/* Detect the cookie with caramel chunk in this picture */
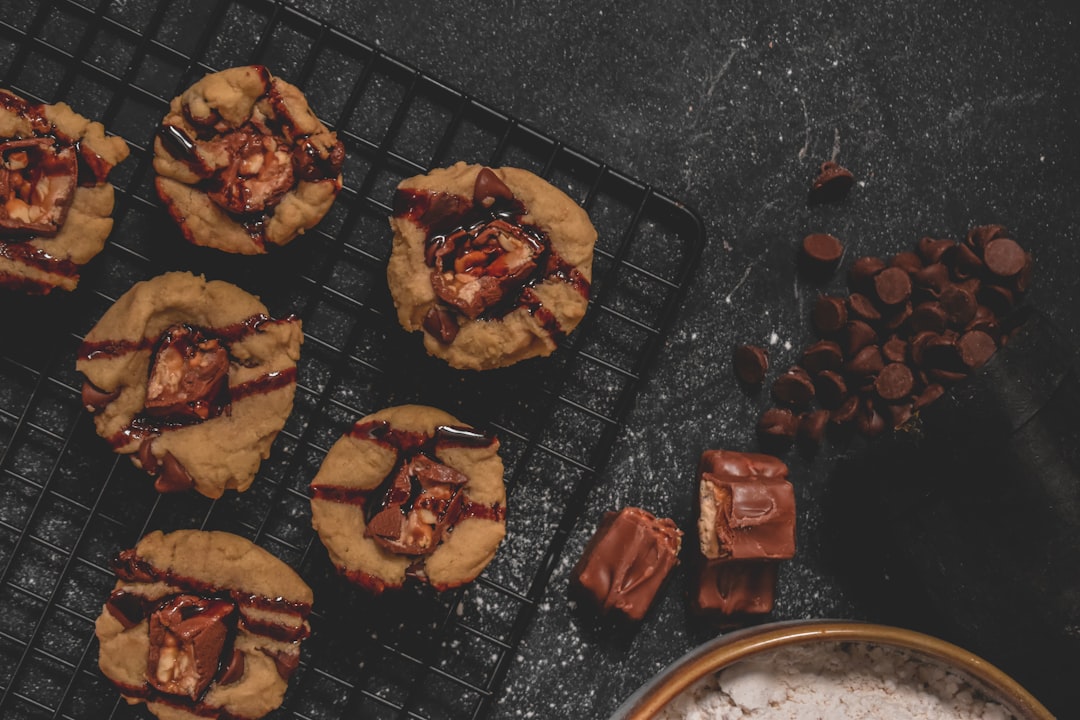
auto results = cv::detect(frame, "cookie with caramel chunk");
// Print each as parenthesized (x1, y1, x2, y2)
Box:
(310, 404, 506, 593)
(153, 65, 344, 254)
(387, 162, 596, 370)
(95, 530, 312, 720)
(0, 88, 129, 293)
(76, 271, 302, 498)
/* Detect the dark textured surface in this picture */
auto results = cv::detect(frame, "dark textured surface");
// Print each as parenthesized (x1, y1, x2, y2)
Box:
(4, 1, 1080, 718)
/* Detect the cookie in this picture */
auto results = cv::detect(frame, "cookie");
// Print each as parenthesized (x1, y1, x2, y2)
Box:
(387, 162, 596, 370)
(153, 65, 344, 254)
(0, 88, 129, 293)
(77, 271, 303, 498)
(310, 404, 506, 593)
(95, 530, 313, 720)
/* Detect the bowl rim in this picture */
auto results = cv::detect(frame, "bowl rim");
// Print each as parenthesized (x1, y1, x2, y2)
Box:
(610, 619, 1055, 720)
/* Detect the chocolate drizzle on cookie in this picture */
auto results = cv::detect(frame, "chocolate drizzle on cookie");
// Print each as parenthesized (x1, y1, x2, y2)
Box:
(393, 167, 591, 346)
(0, 90, 124, 292)
(156, 65, 344, 248)
(311, 418, 506, 586)
(78, 313, 300, 491)
(106, 547, 312, 707)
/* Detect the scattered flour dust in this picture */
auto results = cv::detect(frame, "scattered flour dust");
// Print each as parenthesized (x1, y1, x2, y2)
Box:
(656, 642, 1017, 720)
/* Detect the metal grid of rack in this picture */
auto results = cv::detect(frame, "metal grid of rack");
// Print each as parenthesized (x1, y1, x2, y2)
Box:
(0, 1, 704, 718)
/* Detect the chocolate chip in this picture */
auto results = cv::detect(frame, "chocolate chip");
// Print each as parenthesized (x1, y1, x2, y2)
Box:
(874, 363, 914, 402)
(812, 296, 848, 335)
(808, 161, 855, 204)
(830, 395, 860, 424)
(958, 330, 997, 369)
(890, 251, 923, 274)
(473, 167, 515, 206)
(880, 301, 912, 332)
(219, 649, 245, 685)
(843, 321, 878, 357)
(260, 648, 300, 681)
(983, 237, 1027, 278)
(801, 233, 844, 272)
(81, 380, 119, 413)
(848, 256, 886, 293)
(882, 337, 908, 364)
(771, 368, 816, 408)
(913, 383, 946, 410)
(917, 237, 956, 265)
(922, 335, 965, 372)
(966, 224, 1006, 252)
(966, 305, 1000, 338)
(856, 400, 887, 438)
(154, 452, 195, 493)
(423, 305, 459, 344)
(814, 370, 848, 409)
(887, 402, 914, 428)
(951, 243, 983, 279)
(1014, 253, 1034, 294)
(939, 285, 978, 327)
(757, 408, 798, 442)
(845, 345, 884, 377)
(909, 302, 947, 335)
(797, 409, 830, 445)
(732, 344, 769, 385)
(977, 284, 1014, 317)
(912, 263, 950, 296)
(800, 340, 843, 374)
(847, 293, 881, 323)
(873, 267, 912, 306)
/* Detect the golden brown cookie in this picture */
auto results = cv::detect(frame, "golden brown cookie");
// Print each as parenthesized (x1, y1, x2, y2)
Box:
(153, 65, 344, 254)
(95, 530, 313, 720)
(387, 162, 596, 370)
(0, 88, 129, 293)
(76, 271, 303, 498)
(310, 404, 506, 593)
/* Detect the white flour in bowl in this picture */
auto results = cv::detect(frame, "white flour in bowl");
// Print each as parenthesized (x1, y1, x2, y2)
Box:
(656, 641, 1017, 720)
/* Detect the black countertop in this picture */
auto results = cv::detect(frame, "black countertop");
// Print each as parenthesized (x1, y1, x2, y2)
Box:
(3, 1, 1079, 718)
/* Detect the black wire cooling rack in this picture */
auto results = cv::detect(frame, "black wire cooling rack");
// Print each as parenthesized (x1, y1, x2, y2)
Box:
(0, 1, 704, 718)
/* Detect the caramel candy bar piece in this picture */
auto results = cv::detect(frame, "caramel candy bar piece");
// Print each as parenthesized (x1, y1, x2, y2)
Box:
(364, 454, 468, 555)
(144, 324, 229, 422)
(146, 595, 234, 700)
(694, 559, 778, 615)
(571, 507, 682, 621)
(697, 450, 795, 561)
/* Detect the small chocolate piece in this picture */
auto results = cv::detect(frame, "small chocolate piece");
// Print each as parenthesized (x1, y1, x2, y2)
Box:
(880, 301, 912, 332)
(889, 251, 923, 274)
(983, 237, 1027, 278)
(830, 395, 860, 424)
(842, 320, 878, 357)
(800, 340, 843, 375)
(422, 305, 459, 344)
(797, 409, 830, 446)
(219, 649, 245, 685)
(912, 262, 951, 297)
(105, 590, 147, 630)
(812, 295, 848, 335)
(473, 167, 515, 206)
(0, 138, 78, 236)
(259, 648, 301, 681)
(732, 344, 769, 385)
(939, 285, 978, 327)
(913, 383, 946, 410)
(978, 284, 1014, 317)
(154, 452, 196, 494)
(694, 559, 778, 615)
(757, 408, 798, 442)
(814, 370, 848, 409)
(916, 237, 956, 265)
(951, 242, 983, 279)
(875, 363, 915, 402)
(922, 335, 965, 372)
(856, 400, 887, 438)
(848, 257, 887, 293)
(697, 449, 795, 561)
(872, 267, 912, 306)
(801, 233, 844, 272)
(966, 224, 1007, 251)
(909, 302, 948, 335)
(771, 368, 815, 408)
(571, 507, 682, 622)
(966, 305, 1001, 339)
(881, 337, 908, 364)
(958, 330, 997, 369)
(146, 595, 234, 700)
(82, 380, 119, 413)
(144, 324, 229, 423)
(845, 345, 885, 377)
(847, 293, 881, 323)
(365, 455, 468, 555)
(887, 402, 914, 428)
(807, 160, 855, 204)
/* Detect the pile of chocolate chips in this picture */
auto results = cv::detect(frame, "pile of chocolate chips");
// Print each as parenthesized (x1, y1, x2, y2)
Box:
(736, 224, 1032, 447)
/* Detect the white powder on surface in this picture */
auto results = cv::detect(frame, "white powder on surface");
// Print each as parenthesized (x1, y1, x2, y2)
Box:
(657, 642, 1017, 720)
